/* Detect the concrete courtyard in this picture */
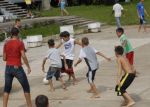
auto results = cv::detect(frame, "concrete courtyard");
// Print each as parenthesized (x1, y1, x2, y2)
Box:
(0, 26, 150, 107)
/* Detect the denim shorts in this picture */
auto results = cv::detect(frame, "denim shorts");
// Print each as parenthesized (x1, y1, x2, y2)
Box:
(4, 65, 30, 93)
(46, 67, 61, 81)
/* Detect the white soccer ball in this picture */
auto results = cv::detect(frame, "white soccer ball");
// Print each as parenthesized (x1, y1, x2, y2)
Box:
(43, 77, 49, 85)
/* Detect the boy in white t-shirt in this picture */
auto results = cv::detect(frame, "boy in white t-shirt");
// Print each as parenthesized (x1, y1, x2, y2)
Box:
(56, 31, 81, 85)
(112, 2, 124, 28)
(42, 39, 67, 92)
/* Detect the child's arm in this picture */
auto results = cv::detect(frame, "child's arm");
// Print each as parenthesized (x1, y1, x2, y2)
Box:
(116, 58, 122, 85)
(121, 40, 127, 48)
(74, 39, 82, 46)
(74, 58, 82, 67)
(42, 58, 47, 73)
(60, 55, 68, 70)
(96, 52, 111, 61)
(144, 9, 150, 17)
(56, 42, 63, 49)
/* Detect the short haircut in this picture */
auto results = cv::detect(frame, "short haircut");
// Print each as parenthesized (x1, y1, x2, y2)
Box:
(116, 27, 124, 34)
(15, 18, 20, 23)
(48, 39, 55, 46)
(35, 95, 49, 107)
(82, 37, 89, 46)
(60, 31, 70, 38)
(11, 27, 19, 36)
(115, 46, 124, 55)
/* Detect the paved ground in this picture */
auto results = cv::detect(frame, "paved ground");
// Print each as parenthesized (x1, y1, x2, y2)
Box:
(0, 26, 150, 107)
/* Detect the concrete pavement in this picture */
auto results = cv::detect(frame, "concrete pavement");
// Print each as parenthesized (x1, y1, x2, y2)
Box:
(0, 26, 150, 107)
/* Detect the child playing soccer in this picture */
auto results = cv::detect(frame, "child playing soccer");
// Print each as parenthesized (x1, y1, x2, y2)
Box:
(74, 37, 111, 98)
(115, 46, 135, 107)
(56, 31, 81, 85)
(116, 28, 136, 74)
(42, 39, 67, 92)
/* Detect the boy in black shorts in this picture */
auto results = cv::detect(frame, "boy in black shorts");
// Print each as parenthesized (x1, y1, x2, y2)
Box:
(115, 46, 135, 107)
(42, 39, 67, 92)
(74, 37, 111, 98)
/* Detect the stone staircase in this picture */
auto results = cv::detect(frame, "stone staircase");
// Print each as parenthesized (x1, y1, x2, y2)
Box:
(55, 16, 98, 28)
(0, 0, 27, 18)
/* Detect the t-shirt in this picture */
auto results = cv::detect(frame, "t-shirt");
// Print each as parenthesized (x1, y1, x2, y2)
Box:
(79, 46, 99, 71)
(45, 48, 62, 68)
(113, 3, 123, 17)
(119, 34, 133, 54)
(62, 38, 75, 60)
(25, 0, 31, 5)
(137, 2, 145, 17)
(4, 39, 25, 66)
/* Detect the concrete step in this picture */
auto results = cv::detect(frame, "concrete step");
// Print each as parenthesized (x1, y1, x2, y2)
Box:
(64, 19, 92, 25)
(9, 9, 27, 13)
(60, 17, 87, 23)
(73, 21, 95, 27)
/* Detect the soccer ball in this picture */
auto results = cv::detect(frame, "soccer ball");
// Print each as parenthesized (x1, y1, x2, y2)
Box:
(43, 77, 49, 85)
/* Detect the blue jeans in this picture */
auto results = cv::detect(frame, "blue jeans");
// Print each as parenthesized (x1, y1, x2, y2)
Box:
(4, 65, 30, 93)
(116, 17, 121, 28)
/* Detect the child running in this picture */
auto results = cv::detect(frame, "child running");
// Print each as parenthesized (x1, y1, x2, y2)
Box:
(116, 28, 136, 75)
(74, 37, 111, 98)
(56, 31, 81, 85)
(42, 39, 67, 92)
(115, 46, 135, 107)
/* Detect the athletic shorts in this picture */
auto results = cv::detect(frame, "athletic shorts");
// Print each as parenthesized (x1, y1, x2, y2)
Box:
(115, 73, 135, 96)
(46, 67, 61, 81)
(26, 4, 31, 11)
(140, 16, 146, 25)
(86, 69, 97, 83)
(4, 65, 30, 93)
(126, 51, 134, 65)
(61, 59, 74, 75)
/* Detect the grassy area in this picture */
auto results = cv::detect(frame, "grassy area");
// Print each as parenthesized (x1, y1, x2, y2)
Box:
(20, 23, 60, 38)
(38, 0, 150, 25)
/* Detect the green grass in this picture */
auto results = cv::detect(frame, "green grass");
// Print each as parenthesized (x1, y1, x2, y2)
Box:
(38, 0, 150, 25)
(20, 23, 60, 38)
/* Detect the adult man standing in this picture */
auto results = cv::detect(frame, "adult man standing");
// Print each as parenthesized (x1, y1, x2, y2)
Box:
(112, 2, 124, 28)
(137, 0, 149, 32)
(3, 28, 32, 107)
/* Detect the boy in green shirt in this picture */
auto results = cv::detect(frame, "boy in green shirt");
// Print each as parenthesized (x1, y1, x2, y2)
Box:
(116, 28, 136, 74)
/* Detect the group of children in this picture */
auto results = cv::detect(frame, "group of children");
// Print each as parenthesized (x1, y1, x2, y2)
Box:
(42, 27, 136, 107)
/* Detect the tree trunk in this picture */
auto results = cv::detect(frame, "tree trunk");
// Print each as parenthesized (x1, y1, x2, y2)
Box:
(42, 0, 51, 10)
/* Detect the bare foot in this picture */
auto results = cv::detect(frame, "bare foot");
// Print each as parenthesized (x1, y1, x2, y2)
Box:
(62, 86, 67, 91)
(49, 88, 55, 92)
(121, 101, 127, 106)
(122, 101, 135, 107)
(91, 93, 100, 99)
(87, 89, 94, 93)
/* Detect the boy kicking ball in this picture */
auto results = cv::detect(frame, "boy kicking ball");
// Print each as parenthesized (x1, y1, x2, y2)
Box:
(74, 37, 111, 98)
(42, 39, 67, 92)
(115, 46, 135, 107)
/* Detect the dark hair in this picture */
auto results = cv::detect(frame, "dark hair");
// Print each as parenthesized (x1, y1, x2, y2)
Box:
(15, 18, 20, 23)
(82, 37, 89, 46)
(48, 39, 55, 46)
(35, 95, 49, 107)
(11, 27, 19, 36)
(116, 27, 124, 34)
(60, 31, 70, 38)
(115, 46, 124, 55)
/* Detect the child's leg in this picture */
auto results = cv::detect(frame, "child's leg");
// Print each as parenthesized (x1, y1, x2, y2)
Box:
(90, 83, 100, 98)
(59, 77, 67, 90)
(122, 92, 135, 107)
(64, 9, 69, 15)
(49, 80, 55, 92)
(71, 74, 78, 85)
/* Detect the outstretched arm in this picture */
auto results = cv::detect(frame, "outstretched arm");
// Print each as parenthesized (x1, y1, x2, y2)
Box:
(74, 58, 82, 67)
(96, 52, 111, 61)
(56, 41, 63, 49)
(74, 39, 82, 46)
